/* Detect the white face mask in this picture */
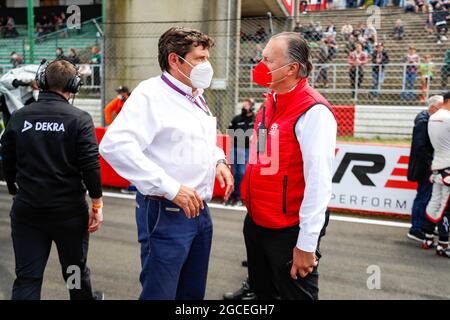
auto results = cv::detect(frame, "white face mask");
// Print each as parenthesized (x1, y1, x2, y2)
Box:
(33, 90, 39, 101)
(178, 55, 214, 89)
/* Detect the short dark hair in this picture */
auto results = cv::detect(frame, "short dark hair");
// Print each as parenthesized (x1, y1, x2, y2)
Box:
(242, 98, 254, 106)
(444, 92, 450, 103)
(46, 60, 77, 92)
(158, 27, 214, 72)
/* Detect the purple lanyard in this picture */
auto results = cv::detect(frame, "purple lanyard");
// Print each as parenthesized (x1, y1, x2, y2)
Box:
(161, 74, 211, 116)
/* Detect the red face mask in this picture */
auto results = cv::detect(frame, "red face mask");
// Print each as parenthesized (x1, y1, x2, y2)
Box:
(252, 61, 272, 88)
(252, 61, 292, 88)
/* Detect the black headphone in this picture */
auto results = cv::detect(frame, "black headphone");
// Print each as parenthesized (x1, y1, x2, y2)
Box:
(35, 59, 83, 94)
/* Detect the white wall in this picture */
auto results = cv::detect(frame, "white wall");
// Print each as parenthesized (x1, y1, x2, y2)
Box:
(74, 98, 102, 126)
(354, 105, 426, 139)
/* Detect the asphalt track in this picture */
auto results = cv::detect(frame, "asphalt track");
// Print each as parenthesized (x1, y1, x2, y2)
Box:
(0, 185, 449, 300)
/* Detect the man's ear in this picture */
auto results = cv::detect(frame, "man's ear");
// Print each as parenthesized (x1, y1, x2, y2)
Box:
(167, 52, 180, 71)
(290, 62, 300, 77)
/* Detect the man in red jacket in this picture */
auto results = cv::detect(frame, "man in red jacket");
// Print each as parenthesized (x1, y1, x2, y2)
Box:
(240, 32, 337, 300)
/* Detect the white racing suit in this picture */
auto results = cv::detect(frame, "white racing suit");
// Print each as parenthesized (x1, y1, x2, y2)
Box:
(423, 168, 450, 242)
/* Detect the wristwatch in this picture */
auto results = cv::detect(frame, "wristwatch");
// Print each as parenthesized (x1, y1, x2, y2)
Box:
(216, 159, 228, 167)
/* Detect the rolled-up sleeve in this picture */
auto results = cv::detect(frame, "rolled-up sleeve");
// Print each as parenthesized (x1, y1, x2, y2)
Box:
(295, 104, 337, 253)
(99, 84, 181, 200)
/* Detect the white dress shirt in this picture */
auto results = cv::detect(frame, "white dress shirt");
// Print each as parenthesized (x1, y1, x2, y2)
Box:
(99, 71, 225, 202)
(295, 104, 337, 253)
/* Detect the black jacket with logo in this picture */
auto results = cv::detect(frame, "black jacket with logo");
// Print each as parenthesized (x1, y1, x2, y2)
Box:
(407, 110, 434, 182)
(228, 109, 255, 150)
(0, 91, 102, 210)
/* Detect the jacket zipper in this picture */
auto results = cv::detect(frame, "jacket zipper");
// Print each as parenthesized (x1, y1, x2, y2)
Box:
(282, 175, 288, 214)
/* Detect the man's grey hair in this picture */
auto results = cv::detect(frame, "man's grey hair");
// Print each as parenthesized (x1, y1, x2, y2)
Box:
(428, 95, 443, 107)
(271, 32, 312, 78)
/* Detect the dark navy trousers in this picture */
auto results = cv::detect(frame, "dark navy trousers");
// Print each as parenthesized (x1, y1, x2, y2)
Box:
(135, 192, 213, 300)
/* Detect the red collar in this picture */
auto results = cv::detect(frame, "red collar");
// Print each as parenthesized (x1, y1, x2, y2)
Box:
(268, 78, 309, 104)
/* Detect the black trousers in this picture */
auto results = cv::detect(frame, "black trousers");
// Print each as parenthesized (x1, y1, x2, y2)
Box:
(10, 200, 94, 300)
(243, 211, 329, 300)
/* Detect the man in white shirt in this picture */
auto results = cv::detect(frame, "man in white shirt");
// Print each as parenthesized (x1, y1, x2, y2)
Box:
(99, 27, 234, 299)
(423, 92, 450, 258)
(240, 32, 336, 300)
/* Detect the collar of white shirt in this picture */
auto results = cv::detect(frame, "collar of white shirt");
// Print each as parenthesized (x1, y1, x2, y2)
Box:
(162, 71, 204, 98)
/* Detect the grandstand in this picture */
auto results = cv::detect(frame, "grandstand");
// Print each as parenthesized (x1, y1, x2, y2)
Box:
(0, 18, 100, 70)
(239, 6, 449, 106)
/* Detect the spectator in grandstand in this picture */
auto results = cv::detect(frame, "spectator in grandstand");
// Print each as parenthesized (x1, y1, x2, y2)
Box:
(10, 51, 23, 69)
(363, 23, 377, 52)
(401, 47, 420, 100)
(407, 95, 443, 242)
(345, 34, 357, 54)
(317, 0, 324, 10)
(240, 30, 250, 42)
(352, 23, 364, 39)
(325, 24, 337, 38)
(316, 39, 331, 88)
(359, 36, 372, 55)
(300, 0, 309, 14)
(425, 16, 435, 37)
(255, 25, 268, 43)
(89, 46, 102, 86)
(67, 48, 81, 65)
(89, 46, 102, 64)
(429, 0, 441, 10)
(55, 47, 67, 61)
(370, 43, 389, 99)
(416, 0, 428, 12)
(4, 16, 18, 38)
(313, 22, 324, 41)
(326, 35, 338, 57)
(443, 0, 450, 9)
(432, 3, 449, 44)
(34, 23, 44, 38)
(404, 0, 418, 12)
(302, 23, 314, 41)
(347, 0, 357, 8)
(226, 98, 255, 207)
(348, 43, 368, 99)
(374, 0, 388, 7)
(419, 54, 435, 103)
(341, 23, 353, 41)
(39, 15, 52, 34)
(422, 92, 450, 258)
(393, 19, 405, 40)
(54, 12, 67, 37)
(293, 22, 303, 34)
(104, 86, 130, 126)
(250, 44, 263, 64)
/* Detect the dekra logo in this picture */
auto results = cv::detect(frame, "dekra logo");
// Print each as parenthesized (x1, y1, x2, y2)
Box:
(22, 120, 65, 133)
